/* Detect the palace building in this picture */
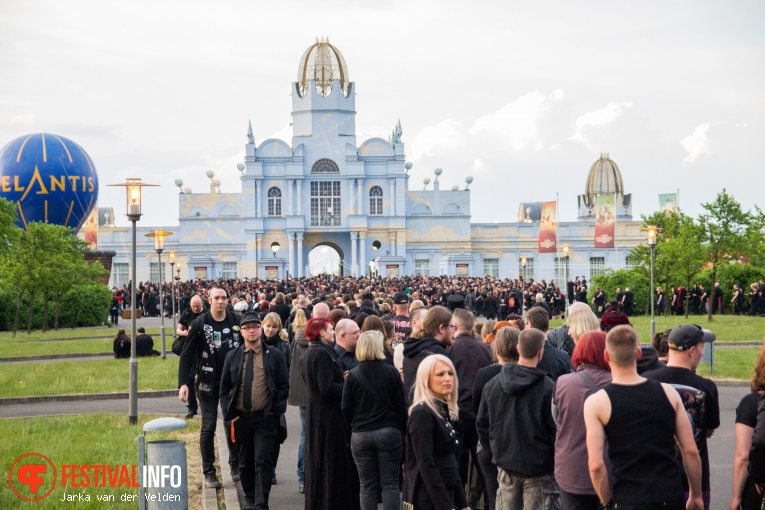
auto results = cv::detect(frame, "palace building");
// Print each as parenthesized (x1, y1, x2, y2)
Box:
(98, 38, 644, 287)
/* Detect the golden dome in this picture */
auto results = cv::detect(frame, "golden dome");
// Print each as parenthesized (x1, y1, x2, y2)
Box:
(583, 153, 624, 207)
(297, 37, 350, 98)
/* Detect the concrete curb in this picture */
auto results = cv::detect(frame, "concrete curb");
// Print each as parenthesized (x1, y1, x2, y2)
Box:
(216, 418, 243, 510)
(711, 379, 750, 387)
(0, 389, 178, 406)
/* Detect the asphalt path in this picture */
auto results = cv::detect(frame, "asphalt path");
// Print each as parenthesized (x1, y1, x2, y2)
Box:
(1, 385, 746, 509)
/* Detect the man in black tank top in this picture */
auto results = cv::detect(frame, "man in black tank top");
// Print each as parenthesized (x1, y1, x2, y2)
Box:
(583, 325, 704, 510)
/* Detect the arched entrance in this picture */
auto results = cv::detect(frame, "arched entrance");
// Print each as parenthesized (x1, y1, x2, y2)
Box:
(308, 242, 344, 276)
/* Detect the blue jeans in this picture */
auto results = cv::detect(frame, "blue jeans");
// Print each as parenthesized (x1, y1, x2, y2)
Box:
(350, 427, 403, 510)
(297, 406, 306, 484)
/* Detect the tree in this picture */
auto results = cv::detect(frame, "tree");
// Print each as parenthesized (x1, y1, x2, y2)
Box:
(661, 215, 706, 318)
(699, 189, 752, 319)
(0, 197, 21, 262)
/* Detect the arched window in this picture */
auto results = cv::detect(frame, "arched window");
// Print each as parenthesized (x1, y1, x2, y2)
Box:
(268, 187, 282, 216)
(311, 158, 340, 173)
(369, 186, 383, 215)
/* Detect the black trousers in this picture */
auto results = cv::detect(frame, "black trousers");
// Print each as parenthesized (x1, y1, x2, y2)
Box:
(476, 446, 497, 510)
(559, 488, 599, 510)
(197, 387, 237, 476)
(234, 411, 277, 509)
(458, 419, 485, 507)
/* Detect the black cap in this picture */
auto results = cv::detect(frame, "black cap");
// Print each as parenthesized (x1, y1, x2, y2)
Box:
(667, 324, 716, 351)
(240, 312, 262, 327)
(393, 292, 410, 305)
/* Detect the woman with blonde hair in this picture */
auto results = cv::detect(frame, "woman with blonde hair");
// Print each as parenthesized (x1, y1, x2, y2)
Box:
(342, 331, 407, 510)
(729, 345, 765, 510)
(288, 308, 309, 492)
(261, 312, 291, 483)
(403, 354, 469, 510)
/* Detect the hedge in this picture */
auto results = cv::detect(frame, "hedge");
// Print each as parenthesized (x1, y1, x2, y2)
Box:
(0, 284, 111, 331)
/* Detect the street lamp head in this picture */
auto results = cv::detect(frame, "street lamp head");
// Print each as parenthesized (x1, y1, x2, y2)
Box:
(271, 242, 281, 255)
(562, 244, 570, 257)
(647, 225, 658, 247)
(145, 230, 173, 253)
(521, 256, 527, 267)
(108, 178, 159, 221)
(169, 251, 175, 261)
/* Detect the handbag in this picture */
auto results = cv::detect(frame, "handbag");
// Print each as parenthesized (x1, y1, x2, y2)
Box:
(171, 337, 184, 356)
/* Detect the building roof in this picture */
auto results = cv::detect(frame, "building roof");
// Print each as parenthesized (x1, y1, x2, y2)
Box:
(296, 37, 350, 98)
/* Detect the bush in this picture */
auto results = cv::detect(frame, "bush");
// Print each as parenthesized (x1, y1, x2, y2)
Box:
(0, 284, 111, 331)
(698, 264, 765, 301)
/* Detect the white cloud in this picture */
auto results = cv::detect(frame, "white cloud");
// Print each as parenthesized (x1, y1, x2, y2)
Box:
(468, 89, 564, 150)
(409, 118, 464, 160)
(681, 123, 711, 165)
(572, 101, 633, 142)
(257, 124, 293, 145)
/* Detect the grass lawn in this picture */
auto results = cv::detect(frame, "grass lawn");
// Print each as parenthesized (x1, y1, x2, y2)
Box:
(0, 357, 179, 398)
(0, 329, 167, 359)
(0, 414, 202, 510)
(0, 327, 163, 342)
(697, 347, 760, 381)
(547, 314, 765, 343)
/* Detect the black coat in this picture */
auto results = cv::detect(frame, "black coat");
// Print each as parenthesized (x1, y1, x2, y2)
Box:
(219, 341, 289, 421)
(403, 401, 468, 510)
(402, 336, 448, 404)
(447, 333, 493, 420)
(303, 341, 355, 510)
(536, 340, 574, 382)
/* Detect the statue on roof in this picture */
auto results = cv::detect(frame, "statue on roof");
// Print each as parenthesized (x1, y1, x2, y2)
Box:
(247, 120, 254, 145)
(391, 119, 403, 145)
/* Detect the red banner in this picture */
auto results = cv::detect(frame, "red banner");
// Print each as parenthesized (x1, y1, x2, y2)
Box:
(594, 195, 615, 248)
(538, 201, 557, 253)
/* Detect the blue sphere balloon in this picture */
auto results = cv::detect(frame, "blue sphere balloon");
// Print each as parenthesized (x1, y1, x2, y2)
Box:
(0, 133, 99, 232)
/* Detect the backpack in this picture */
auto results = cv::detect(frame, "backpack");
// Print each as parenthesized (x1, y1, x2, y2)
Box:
(171, 336, 184, 356)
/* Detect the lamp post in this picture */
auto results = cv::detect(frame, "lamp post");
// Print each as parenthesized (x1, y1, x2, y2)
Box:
(647, 225, 658, 338)
(521, 256, 527, 321)
(271, 242, 281, 279)
(145, 230, 173, 360)
(562, 244, 570, 319)
(169, 252, 177, 337)
(108, 178, 158, 424)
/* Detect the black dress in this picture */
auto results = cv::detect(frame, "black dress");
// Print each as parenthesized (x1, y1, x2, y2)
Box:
(404, 400, 467, 510)
(303, 340, 355, 510)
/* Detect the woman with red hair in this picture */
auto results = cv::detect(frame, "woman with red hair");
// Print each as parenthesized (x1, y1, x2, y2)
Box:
(302, 317, 356, 509)
(553, 331, 614, 509)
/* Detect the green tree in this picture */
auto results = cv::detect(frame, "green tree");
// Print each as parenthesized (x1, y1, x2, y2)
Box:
(0, 197, 21, 261)
(661, 215, 706, 318)
(699, 189, 752, 319)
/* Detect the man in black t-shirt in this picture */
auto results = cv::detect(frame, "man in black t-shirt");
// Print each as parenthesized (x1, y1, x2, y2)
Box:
(644, 324, 719, 508)
(390, 292, 411, 349)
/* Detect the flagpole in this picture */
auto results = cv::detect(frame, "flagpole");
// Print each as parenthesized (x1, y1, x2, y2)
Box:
(556, 192, 560, 283)
(677, 188, 680, 211)
(614, 192, 618, 270)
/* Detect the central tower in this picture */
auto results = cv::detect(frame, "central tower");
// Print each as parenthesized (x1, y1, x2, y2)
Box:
(292, 37, 356, 155)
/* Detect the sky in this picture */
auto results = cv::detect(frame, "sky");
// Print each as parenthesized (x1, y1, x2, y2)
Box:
(1, 0, 763, 227)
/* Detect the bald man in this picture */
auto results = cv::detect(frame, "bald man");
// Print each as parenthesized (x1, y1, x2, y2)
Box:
(335, 319, 360, 371)
(313, 302, 330, 319)
(177, 295, 206, 419)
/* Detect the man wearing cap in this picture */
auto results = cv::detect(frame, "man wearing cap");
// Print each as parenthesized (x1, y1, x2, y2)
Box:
(644, 324, 719, 509)
(220, 312, 289, 510)
(391, 292, 411, 349)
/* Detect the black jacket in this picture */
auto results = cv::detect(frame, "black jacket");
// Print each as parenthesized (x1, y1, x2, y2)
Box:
(402, 336, 448, 403)
(536, 339, 574, 382)
(476, 363, 556, 477)
(219, 342, 289, 421)
(447, 333, 493, 420)
(547, 326, 576, 357)
(749, 393, 765, 483)
(404, 401, 468, 510)
(341, 360, 408, 434)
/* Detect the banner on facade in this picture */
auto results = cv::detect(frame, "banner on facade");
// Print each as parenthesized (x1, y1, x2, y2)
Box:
(77, 205, 98, 249)
(659, 193, 678, 216)
(386, 265, 400, 277)
(538, 201, 557, 253)
(194, 266, 207, 279)
(265, 266, 278, 279)
(456, 263, 469, 276)
(594, 195, 615, 248)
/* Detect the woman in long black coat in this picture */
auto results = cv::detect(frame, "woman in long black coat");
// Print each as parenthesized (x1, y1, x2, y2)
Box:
(302, 317, 356, 510)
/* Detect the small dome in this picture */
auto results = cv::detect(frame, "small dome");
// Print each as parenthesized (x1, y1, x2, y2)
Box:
(297, 37, 350, 98)
(583, 153, 624, 207)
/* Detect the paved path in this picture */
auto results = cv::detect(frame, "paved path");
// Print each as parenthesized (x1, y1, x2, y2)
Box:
(1, 385, 747, 509)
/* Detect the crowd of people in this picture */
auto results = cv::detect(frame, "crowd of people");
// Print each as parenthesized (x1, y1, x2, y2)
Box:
(143, 273, 765, 510)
